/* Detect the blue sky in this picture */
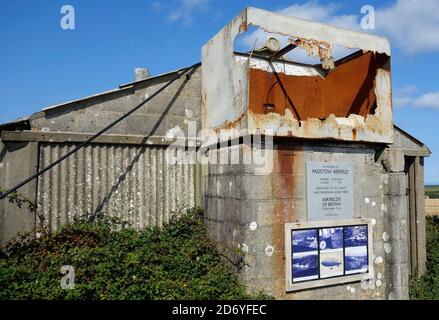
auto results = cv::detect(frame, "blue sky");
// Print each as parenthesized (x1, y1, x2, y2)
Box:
(1, 0, 438, 183)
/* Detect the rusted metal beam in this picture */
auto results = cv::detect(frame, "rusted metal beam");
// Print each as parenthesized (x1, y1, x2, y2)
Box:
(269, 43, 297, 62)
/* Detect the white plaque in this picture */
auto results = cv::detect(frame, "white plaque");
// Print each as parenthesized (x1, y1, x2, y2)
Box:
(306, 161, 354, 221)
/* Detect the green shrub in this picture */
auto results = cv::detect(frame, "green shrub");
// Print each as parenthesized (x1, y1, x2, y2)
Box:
(0, 208, 269, 300)
(410, 216, 439, 300)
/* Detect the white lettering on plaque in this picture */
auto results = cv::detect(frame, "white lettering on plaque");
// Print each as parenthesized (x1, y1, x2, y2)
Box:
(307, 161, 354, 221)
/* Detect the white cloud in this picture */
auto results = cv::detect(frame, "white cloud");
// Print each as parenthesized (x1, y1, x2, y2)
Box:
(393, 85, 417, 108)
(413, 92, 439, 109)
(167, 0, 210, 26)
(393, 86, 439, 109)
(376, 0, 439, 54)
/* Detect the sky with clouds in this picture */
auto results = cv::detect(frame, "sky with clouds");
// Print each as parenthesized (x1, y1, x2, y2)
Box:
(0, 0, 438, 183)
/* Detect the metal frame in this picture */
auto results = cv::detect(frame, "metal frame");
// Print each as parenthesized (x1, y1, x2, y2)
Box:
(284, 218, 374, 292)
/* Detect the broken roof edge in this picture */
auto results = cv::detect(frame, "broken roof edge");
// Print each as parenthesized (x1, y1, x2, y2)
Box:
(242, 7, 391, 55)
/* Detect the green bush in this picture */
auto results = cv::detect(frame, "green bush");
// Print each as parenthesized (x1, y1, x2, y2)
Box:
(410, 216, 439, 300)
(0, 208, 269, 300)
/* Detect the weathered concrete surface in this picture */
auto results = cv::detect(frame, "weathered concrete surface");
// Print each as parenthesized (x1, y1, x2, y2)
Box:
(0, 140, 38, 247)
(202, 7, 393, 143)
(204, 140, 410, 299)
(30, 67, 202, 138)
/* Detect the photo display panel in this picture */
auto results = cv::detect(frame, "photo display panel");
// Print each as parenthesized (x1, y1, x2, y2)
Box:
(291, 224, 369, 283)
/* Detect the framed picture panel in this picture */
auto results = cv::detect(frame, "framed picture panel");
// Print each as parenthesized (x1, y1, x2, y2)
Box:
(285, 219, 374, 292)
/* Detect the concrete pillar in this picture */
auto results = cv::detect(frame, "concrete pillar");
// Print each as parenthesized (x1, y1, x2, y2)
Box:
(383, 149, 410, 300)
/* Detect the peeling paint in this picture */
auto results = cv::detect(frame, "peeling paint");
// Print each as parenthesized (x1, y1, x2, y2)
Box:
(293, 38, 335, 70)
(202, 7, 393, 143)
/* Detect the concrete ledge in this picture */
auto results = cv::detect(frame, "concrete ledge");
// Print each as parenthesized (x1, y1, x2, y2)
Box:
(1, 130, 200, 147)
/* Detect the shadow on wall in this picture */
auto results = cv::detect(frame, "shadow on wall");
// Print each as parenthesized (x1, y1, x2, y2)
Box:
(89, 66, 200, 220)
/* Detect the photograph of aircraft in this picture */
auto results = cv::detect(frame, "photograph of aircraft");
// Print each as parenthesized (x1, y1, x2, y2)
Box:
(292, 251, 319, 282)
(292, 229, 318, 253)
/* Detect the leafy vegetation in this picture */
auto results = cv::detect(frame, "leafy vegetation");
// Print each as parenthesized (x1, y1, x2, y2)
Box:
(0, 188, 37, 213)
(0, 208, 268, 300)
(425, 185, 439, 199)
(410, 216, 439, 299)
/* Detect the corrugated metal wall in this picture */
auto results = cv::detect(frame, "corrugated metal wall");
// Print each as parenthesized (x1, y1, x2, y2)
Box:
(37, 143, 197, 231)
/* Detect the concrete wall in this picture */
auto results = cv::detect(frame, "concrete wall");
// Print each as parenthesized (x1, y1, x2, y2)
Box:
(29, 68, 201, 138)
(204, 140, 410, 299)
(0, 140, 38, 246)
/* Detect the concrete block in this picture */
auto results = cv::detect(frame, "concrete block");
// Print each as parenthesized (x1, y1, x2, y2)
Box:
(238, 199, 275, 226)
(224, 198, 240, 224)
(388, 240, 409, 264)
(385, 149, 405, 172)
(274, 198, 306, 223)
(272, 174, 306, 199)
(388, 263, 409, 290)
(271, 149, 302, 175)
(371, 218, 385, 243)
(240, 174, 272, 200)
(385, 172, 406, 196)
(250, 251, 283, 280)
(204, 196, 217, 220)
(32, 112, 76, 133)
(390, 219, 409, 242)
(206, 174, 216, 197)
(242, 224, 284, 255)
(388, 196, 408, 221)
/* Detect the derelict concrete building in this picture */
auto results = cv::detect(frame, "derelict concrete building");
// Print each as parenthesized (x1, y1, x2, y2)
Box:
(0, 8, 431, 299)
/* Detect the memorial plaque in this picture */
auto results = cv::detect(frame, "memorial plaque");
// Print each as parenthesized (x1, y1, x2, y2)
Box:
(307, 161, 354, 221)
(285, 219, 373, 292)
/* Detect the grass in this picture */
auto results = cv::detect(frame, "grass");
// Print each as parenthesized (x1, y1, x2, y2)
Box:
(410, 216, 439, 299)
(425, 185, 439, 199)
(0, 208, 269, 300)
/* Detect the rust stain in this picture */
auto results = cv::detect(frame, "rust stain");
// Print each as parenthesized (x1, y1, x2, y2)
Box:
(239, 21, 247, 33)
(294, 38, 334, 70)
(271, 146, 302, 298)
(248, 51, 389, 121)
(352, 128, 357, 140)
(216, 112, 246, 132)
